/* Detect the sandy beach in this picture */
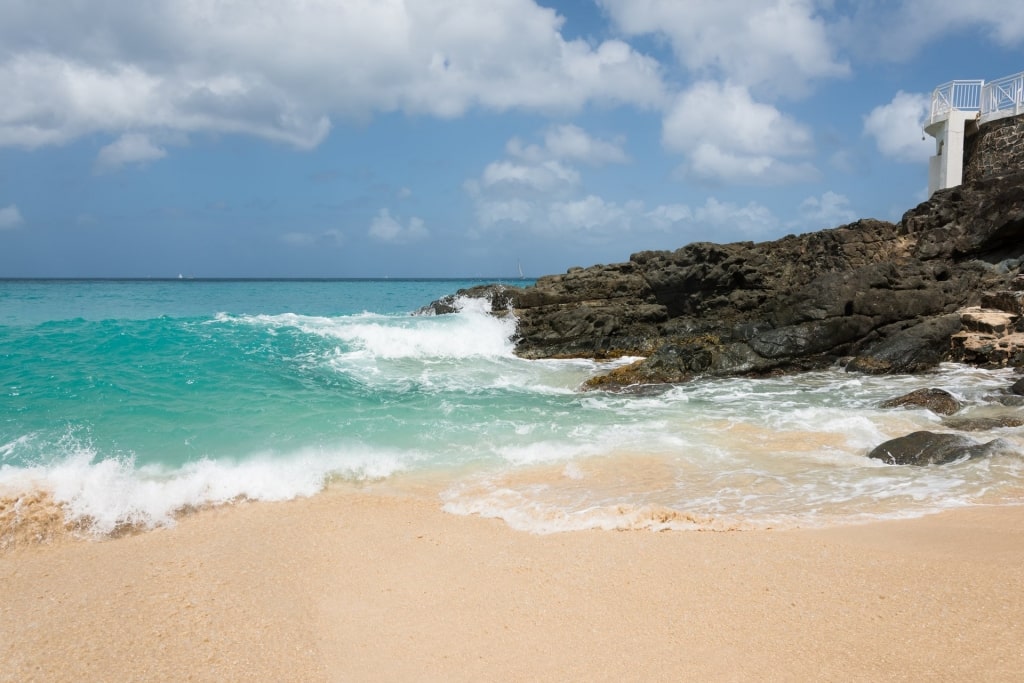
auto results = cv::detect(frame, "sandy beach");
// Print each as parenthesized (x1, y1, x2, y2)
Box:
(2, 489, 1023, 682)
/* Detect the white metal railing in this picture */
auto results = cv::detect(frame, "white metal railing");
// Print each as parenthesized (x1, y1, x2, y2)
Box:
(981, 71, 1024, 122)
(929, 79, 984, 125)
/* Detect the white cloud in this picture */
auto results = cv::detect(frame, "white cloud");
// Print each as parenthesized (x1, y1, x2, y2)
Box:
(368, 209, 428, 244)
(645, 204, 693, 231)
(506, 124, 628, 167)
(0, 1, 666, 150)
(474, 198, 533, 228)
(0, 204, 23, 230)
(541, 125, 628, 166)
(663, 81, 817, 184)
(863, 91, 933, 163)
(467, 126, 623, 235)
(842, 2, 1024, 61)
(798, 191, 857, 227)
(599, 0, 848, 96)
(480, 160, 580, 193)
(693, 197, 778, 237)
(95, 133, 167, 172)
(547, 195, 631, 233)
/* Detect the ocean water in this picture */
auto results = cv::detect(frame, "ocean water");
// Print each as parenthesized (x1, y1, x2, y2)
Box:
(2, 278, 1023, 538)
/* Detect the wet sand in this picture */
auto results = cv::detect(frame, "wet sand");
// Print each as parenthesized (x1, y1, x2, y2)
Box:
(2, 492, 1023, 682)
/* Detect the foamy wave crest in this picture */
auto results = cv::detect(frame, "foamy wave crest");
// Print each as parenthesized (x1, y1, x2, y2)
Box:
(220, 296, 518, 361)
(0, 445, 413, 537)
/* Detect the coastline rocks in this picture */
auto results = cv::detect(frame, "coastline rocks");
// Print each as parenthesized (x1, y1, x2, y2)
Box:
(844, 315, 963, 374)
(867, 431, 999, 466)
(943, 414, 1024, 431)
(879, 388, 962, 416)
(425, 168, 1024, 387)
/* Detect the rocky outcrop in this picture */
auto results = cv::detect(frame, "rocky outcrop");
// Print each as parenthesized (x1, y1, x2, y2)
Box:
(425, 170, 1024, 387)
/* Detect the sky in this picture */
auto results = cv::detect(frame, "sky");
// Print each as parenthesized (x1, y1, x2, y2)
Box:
(1, 1, 1023, 278)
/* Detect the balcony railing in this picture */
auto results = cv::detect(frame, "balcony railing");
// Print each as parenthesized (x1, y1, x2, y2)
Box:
(981, 71, 1024, 122)
(928, 72, 1024, 126)
(929, 80, 983, 125)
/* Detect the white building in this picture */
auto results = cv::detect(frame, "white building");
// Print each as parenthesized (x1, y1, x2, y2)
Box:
(925, 72, 1024, 197)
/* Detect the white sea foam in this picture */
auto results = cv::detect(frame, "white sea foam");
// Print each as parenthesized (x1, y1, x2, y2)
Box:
(0, 442, 415, 535)
(220, 296, 518, 361)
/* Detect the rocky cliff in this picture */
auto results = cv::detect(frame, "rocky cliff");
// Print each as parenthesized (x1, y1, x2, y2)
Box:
(426, 169, 1024, 389)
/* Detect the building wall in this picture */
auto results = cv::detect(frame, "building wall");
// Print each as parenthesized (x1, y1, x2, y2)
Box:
(963, 114, 1024, 183)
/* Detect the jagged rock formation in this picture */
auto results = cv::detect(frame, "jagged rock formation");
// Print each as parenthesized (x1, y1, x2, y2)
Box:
(426, 170, 1024, 388)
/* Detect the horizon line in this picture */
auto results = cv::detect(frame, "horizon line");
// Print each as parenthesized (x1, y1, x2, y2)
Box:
(0, 276, 537, 282)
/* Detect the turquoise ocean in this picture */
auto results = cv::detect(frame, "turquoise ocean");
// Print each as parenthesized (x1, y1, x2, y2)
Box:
(2, 279, 1023, 537)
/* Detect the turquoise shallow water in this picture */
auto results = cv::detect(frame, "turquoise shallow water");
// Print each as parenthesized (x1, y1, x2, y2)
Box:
(2, 279, 1024, 535)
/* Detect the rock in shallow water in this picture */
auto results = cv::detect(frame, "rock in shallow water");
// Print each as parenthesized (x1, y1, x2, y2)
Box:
(879, 388, 962, 415)
(867, 431, 999, 466)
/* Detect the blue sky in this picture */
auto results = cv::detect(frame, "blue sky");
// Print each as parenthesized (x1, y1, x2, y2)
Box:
(1, 0, 1022, 278)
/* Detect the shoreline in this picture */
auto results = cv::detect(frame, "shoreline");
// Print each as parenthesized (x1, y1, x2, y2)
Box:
(3, 490, 1023, 681)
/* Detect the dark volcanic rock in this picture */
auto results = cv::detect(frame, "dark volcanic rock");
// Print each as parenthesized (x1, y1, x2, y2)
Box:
(943, 414, 1024, 431)
(867, 431, 998, 466)
(422, 159, 1024, 385)
(418, 284, 517, 315)
(845, 315, 963, 374)
(1012, 377, 1024, 395)
(879, 388, 962, 415)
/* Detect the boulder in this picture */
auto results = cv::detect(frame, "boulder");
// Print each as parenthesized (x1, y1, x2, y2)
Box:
(879, 388, 962, 415)
(867, 431, 998, 466)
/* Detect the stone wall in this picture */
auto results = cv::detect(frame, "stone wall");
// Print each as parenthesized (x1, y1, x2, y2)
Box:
(964, 114, 1024, 182)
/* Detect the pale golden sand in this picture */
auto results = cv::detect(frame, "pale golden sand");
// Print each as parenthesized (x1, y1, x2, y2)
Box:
(2, 491, 1023, 682)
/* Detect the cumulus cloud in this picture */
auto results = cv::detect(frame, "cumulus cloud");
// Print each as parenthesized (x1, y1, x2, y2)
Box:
(798, 191, 857, 227)
(368, 209, 428, 244)
(468, 125, 627, 234)
(0, 1, 666, 151)
(0, 204, 23, 230)
(546, 196, 642, 233)
(473, 198, 533, 228)
(645, 204, 693, 231)
(540, 125, 629, 166)
(465, 119, 781, 239)
(599, 0, 848, 96)
(95, 133, 167, 172)
(479, 160, 581, 194)
(840, 1, 1024, 61)
(863, 91, 934, 163)
(664, 81, 818, 184)
(505, 124, 629, 167)
(693, 197, 778, 237)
